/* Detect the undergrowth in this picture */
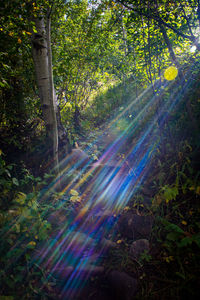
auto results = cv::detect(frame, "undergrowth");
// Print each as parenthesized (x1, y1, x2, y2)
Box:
(0, 68, 199, 299)
(103, 74, 200, 299)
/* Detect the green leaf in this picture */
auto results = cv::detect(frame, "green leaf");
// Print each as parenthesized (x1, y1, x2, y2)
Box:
(15, 192, 26, 205)
(70, 195, 81, 202)
(5, 169, 11, 177)
(178, 237, 192, 247)
(27, 241, 36, 249)
(163, 186, 178, 203)
(166, 232, 181, 241)
(12, 178, 19, 186)
(35, 177, 42, 182)
(44, 173, 54, 179)
(165, 223, 184, 234)
(70, 189, 79, 196)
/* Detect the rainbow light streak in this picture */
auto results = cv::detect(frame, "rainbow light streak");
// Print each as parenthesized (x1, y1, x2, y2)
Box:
(1, 66, 196, 299)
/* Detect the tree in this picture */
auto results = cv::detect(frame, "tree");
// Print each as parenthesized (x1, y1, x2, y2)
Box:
(0, 0, 40, 162)
(31, 1, 71, 173)
(117, 0, 200, 51)
(32, 13, 59, 169)
(53, 0, 128, 134)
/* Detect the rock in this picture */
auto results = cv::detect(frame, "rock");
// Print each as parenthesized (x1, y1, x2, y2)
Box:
(118, 212, 153, 240)
(130, 239, 150, 260)
(107, 271, 138, 300)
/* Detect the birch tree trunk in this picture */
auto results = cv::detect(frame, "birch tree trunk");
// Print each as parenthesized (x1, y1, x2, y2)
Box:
(32, 15, 59, 171)
(32, 17, 52, 135)
(32, 11, 71, 173)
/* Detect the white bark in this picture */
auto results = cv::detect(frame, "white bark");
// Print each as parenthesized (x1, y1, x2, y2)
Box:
(32, 15, 59, 170)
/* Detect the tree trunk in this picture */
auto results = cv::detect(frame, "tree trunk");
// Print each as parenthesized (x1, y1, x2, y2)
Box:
(47, 10, 59, 171)
(32, 13, 71, 173)
(32, 17, 53, 137)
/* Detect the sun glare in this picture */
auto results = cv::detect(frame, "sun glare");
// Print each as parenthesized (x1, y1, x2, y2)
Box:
(164, 66, 178, 81)
(190, 45, 197, 53)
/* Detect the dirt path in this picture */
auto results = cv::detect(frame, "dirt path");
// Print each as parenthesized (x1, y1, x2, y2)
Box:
(34, 110, 160, 299)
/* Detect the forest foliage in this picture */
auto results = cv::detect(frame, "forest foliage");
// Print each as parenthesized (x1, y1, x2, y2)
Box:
(0, 0, 200, 299)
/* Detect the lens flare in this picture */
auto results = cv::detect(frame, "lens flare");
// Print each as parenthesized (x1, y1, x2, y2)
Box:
(190, 45, 196, 53)
(164, 66, 178, 81)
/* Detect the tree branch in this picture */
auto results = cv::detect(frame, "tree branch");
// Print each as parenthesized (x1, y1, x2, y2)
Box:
(117, 0, 199, 45)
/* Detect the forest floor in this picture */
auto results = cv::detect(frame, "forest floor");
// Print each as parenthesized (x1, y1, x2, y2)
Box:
(45, 128, 155, 300)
